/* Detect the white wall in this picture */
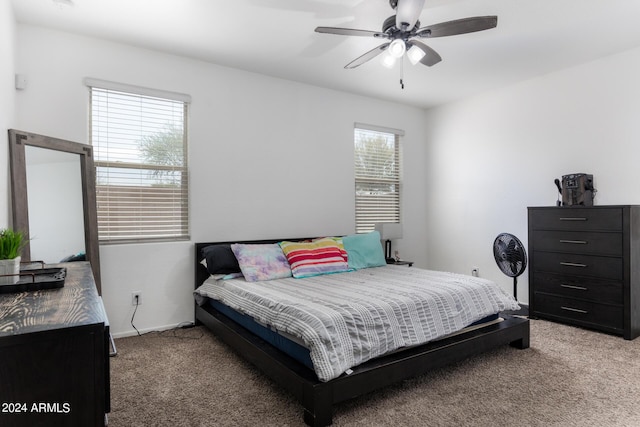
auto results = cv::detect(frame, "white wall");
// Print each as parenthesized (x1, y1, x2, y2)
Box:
(1, 2, 16, 228)
(14, 25, 429, 336)
(8, 11, 640, 332)
(423, 46, 640, 303)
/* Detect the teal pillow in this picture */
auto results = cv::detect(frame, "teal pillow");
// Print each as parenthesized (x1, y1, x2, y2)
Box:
(343, 231, 387, 270)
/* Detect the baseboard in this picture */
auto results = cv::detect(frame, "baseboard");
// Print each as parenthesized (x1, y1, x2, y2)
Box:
(111, 321, 194, 339)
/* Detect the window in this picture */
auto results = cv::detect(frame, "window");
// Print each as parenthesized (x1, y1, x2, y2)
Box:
(87, 79, 190, 243)
(354, 124, 402, 234)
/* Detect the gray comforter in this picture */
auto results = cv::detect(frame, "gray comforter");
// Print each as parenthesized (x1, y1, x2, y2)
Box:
(194, 265, 519, 382)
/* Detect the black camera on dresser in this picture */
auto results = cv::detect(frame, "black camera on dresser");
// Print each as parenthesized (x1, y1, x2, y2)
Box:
(528, 206, 640, 340)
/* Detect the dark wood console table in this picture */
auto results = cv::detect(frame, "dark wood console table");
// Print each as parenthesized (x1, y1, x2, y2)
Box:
(0, 262, 110, 426)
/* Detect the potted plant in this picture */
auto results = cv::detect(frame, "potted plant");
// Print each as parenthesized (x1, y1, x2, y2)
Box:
(0, 228, 24, 285)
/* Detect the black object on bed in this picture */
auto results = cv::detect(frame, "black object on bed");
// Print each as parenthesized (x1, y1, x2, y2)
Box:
(194, 239, 530, 427)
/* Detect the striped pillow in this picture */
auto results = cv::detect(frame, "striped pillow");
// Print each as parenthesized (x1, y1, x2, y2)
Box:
(316, 237, 349, 263)
(279, 238, 351, 278)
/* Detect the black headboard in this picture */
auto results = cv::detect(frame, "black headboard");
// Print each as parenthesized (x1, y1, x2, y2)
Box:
(194, 237, 315, 289)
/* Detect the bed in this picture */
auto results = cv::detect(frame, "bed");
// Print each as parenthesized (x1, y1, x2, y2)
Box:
(193, 236, 530, 426)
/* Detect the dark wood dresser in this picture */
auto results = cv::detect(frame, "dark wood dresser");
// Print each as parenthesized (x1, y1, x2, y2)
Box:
(528, 206, 640, 340)
(0, 262, 110, 426)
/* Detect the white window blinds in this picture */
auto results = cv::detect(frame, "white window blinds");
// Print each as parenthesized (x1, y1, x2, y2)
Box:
(354, 125, 402, 234)
(88, 83, 189, 243)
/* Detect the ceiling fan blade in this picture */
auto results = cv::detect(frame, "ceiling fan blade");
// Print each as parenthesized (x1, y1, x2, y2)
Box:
(315, 27, 386, 38)
(416, 16, 498, 38)
(395, 0, 426, 31)
(407, 40, 442, 66)
(344, 43, 390, 69)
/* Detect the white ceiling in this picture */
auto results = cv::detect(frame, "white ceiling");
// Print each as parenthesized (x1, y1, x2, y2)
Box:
(11, 0, 640, 109)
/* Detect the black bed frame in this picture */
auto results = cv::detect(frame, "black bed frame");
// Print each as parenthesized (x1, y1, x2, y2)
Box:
(194, 240, 530, 426)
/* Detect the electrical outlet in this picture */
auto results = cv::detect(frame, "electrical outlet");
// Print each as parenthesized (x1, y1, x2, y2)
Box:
(471, 267, 479, 277)
(131, 292, 142, 306)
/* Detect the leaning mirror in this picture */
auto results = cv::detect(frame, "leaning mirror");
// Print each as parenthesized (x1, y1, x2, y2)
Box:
(8, 129, 102, 293)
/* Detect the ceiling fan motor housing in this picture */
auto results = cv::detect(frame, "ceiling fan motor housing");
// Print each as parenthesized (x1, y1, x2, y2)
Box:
(383, 15, 397, 33)
(382, 15, 422, 39)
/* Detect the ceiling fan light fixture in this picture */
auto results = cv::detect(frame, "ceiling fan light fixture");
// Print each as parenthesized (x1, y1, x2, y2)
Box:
(315, 2, 497, 72)
(407, 44, 426, 65)
(388, 39, 406, 58)
(380, 52, 397, 69)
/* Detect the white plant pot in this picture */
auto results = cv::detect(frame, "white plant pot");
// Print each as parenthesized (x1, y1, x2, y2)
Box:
(0, 256, 21, 285)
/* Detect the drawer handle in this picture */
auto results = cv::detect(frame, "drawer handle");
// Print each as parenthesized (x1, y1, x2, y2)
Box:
(561, 284, 588, 291)
(560, 262, 587, 268)
(561, 306, 588, 314)
(559, 217, 587, 221)
(559, 239, 587, 244)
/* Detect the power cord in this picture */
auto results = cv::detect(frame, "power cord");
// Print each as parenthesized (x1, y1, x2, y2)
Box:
(131, 294, 141, 336)
(130, 294, 201, 339)
(152, 325, 203, 340)
(130, 323, 202, 339)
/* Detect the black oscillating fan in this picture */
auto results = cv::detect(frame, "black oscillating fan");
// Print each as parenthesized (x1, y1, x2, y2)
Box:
(493, 233, 527, 301)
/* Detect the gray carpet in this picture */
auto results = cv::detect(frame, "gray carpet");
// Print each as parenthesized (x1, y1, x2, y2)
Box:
(108, 319, 640, 427)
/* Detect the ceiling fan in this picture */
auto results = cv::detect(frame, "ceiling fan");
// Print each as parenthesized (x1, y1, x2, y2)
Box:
(315, 0, 497, 70)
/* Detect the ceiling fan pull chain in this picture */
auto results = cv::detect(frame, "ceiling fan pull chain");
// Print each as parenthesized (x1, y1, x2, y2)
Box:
(400, 57, 405, 89)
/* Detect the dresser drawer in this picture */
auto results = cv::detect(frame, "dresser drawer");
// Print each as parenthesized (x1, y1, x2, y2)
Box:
(533, 251, 622, 280)
(531, 230, 622, 256)
(533, 293, 623, 331)
(532, 272, 623, 305)
(529, 208, 622, 231)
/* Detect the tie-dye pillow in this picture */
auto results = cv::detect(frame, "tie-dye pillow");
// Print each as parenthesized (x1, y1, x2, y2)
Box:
(230, 243, 292, 282)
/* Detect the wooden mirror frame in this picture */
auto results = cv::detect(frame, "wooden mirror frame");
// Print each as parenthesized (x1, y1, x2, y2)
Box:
(8, 129, 102, 294)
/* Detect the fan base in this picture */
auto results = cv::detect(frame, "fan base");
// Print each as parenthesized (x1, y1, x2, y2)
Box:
(502, 304, 529, 318)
